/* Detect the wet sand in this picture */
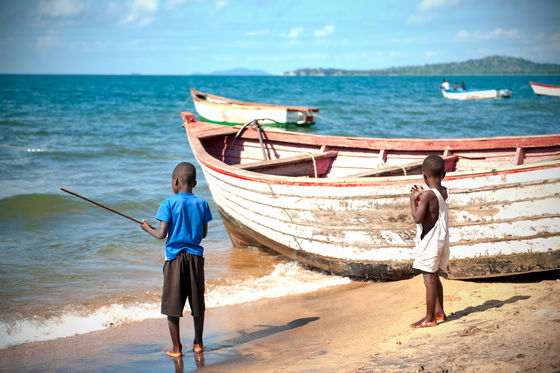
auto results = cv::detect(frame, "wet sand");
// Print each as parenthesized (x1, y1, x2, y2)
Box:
(1, 272, 559, 372)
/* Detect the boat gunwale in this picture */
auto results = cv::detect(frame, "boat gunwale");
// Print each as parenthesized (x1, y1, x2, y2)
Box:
(183, 112, 560, 187)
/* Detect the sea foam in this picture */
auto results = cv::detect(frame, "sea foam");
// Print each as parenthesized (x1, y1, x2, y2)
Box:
(0, 262, 350, 349)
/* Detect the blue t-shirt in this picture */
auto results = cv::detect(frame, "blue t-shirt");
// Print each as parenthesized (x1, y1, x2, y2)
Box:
(156, 193, 213, 260)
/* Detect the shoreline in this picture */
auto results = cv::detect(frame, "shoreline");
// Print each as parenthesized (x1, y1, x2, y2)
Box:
(1, 272, 559, 372)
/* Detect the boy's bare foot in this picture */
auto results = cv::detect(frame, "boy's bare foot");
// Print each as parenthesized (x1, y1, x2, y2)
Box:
(166, 351, 183, 358)
(435, 313, 447, 322)
(193, 343, 204, 353)
(166, 343, 182, 357)
(410, 317, 437, 328)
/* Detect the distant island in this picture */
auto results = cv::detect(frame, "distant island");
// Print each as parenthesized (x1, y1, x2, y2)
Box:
(283, 56, 560, 76)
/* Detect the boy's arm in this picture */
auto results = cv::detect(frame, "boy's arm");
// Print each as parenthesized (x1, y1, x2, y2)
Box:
(410, 189, 432, 224)
(202, 223, 208, 239)
(141, 220, 168, 239)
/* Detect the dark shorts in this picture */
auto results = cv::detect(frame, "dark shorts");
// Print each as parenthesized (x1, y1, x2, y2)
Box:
(161, 251, 205, 317)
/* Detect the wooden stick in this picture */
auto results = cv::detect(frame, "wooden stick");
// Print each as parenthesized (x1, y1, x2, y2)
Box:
(60, 188, 142, 224)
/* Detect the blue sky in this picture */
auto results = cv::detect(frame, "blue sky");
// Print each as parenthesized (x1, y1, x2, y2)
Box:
(1, 0, 559, 75)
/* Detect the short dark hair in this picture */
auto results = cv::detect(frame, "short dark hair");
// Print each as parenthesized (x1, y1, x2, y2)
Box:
(422, 155, 445, 177)
(173, 162, 196, 185)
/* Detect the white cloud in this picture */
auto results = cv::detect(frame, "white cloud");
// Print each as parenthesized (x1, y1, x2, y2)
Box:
(37, 0, 88, 17)
(121, 0, 159, 27)
(246, 29, 269, 37)
(406, 13, 435, 24)
(418, 0, 458, 12)
(281, 27, 304, 39)
(455, 29, 469, 38)
(424, 50, 440, 57)
(487, 28, 521, 39)
(131, 0, 158, 13)
(455, 28, 523, 39)
(314, 25, 335, 38)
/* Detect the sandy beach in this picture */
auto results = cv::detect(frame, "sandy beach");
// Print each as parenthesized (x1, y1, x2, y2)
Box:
(1, 271, 559, 373)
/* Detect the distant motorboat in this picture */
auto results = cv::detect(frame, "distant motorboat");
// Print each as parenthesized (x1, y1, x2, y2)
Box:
(530, 82, 560, 97)
(441, 88, 512, 100)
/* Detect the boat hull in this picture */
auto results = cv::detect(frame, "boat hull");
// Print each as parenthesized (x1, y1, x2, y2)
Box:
(218, 205, 416, 280)
(201, 161, 560, 280)
(530, 82, 560, 97)
(441, 89, 511, 100)
(191, 89, 317, 127)
(222, 203, 560, 280)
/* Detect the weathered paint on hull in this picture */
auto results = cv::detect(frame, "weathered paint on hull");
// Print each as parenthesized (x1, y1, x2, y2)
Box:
(219, 205, 560, 280)
(447, 251, 560, 279)
(218, 206, 416, 280)
(201, 163, 560, 280)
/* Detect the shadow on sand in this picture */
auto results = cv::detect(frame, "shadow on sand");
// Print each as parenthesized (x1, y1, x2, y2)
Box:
(447, 295, 530, 322)
(207, 316, 320, 351)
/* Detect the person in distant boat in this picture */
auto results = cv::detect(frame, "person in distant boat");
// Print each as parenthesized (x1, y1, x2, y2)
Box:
(409, 155, 450, 329)
(141, 162, 213, 357)
(440, 79, 450, 91)
(461, 81, 467, 91)
(452, 83, 458, 91)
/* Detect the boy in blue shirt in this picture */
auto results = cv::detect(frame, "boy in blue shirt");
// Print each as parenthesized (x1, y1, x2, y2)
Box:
(141, 162, 212, 357)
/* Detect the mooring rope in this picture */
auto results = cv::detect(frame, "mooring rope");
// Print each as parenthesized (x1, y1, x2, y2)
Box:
(170, 94, 193, 122)
(314, 112, 350, 127)
(298, 152, 318, 178)
(227, 118, 280, 161)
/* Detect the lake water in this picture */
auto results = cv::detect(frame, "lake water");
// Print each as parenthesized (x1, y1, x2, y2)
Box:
(1, 74, 559, 348)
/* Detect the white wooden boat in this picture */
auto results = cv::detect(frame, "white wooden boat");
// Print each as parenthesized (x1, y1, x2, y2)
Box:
(182, 112, 560, 280)
(530, 82, 560, 97)
(190, 89, 319, 127)
(441, 89, 512, 100)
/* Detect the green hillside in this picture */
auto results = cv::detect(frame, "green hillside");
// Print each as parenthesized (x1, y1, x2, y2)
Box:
(284, 56, 560, 76)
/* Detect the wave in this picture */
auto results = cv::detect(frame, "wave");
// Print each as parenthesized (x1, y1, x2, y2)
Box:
(0, 262, 350, 349)
(0, 193, 81, 221)
(0, 193, 153, 222)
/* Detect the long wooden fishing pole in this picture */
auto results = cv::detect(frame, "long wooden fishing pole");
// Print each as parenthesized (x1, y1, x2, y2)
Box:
(60, 188, 142, 224)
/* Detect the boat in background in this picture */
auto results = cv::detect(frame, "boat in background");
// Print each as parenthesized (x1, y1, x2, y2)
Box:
(190, 88, 319, 127)
(441, 88, 512, 100)
(182, 111, 560, 281)
(530, 82, 560, 97)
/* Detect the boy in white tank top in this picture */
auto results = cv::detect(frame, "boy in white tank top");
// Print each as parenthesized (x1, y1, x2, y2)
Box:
(409, 155, 450, 328)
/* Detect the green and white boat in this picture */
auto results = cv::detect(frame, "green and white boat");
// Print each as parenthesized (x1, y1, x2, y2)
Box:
(191, 88, 318, 127)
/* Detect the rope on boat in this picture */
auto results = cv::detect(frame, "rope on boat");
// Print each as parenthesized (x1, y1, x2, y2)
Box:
(226, 119, 320, 178)
(228, 118, 277, 161)
(314, 112, 351, 127)
(169, 95, 193, 123)
(298, 152, 318, 178)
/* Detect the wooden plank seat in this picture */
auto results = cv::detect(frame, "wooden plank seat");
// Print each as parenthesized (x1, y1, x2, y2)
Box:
(236, 151, 338, 177)
(342, 155, 459, 178)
